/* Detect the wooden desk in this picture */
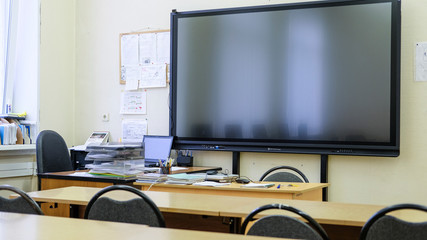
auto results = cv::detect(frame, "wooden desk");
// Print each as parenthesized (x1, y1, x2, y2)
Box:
(15, 186, 385, 227)
(38, 167, 221, 217)
(39, 167, 222, 190)
(18, 186, 427, 240)
(135, 182, 328, 201)
(19, 186, 227, 217)
(0, 211, 288, 240)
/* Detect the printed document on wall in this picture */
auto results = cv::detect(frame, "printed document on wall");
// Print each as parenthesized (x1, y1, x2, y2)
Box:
(120, 91, 147, 114)
(156, 31, 170, 64)
(121, 34, 139, 66)
(415, 42, 427, 82)
(122, 119, 147, 143)
(139, 33, 157, 65)
(123, 65, 141, 90)
(140, 64, 167, 88)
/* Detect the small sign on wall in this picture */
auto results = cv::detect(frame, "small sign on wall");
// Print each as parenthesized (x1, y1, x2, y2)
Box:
(415, 42, 427, 82)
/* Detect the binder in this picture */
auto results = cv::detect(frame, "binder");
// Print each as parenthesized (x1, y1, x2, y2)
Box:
(0, 123, 18, 145)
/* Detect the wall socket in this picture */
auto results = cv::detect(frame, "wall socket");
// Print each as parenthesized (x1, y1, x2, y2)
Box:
(102, 113, 110, 122)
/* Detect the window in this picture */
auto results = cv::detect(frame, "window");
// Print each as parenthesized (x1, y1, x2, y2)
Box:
(0, 0, 38, 123)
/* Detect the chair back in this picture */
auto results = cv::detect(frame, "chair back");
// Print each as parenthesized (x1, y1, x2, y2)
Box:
(241, 203, 329, 240)
(84, 185, 165, 227)
(259, 166, 309, 183)
(359, 203, 427, 240)
(0, 185, 43, 215)
(36, 130, 73, 173)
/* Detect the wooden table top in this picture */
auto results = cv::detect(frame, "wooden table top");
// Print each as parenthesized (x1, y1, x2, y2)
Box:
(0, 211, 289, 240)
(19, 186, 227, 216)
(15, 186, 427, 227)
(134, 181, 329, 195)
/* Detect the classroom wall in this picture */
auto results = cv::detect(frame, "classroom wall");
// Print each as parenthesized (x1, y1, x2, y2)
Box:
(39, 0, 76, 141)
(40, 0, 427, 205)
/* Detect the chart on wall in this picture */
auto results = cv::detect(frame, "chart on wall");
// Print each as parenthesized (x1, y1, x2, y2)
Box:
(120, 91, 147, 114)
(120, 30, 170, 89)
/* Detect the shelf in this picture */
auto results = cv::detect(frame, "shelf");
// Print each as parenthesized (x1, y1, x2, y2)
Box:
(0, 114, 26, 120)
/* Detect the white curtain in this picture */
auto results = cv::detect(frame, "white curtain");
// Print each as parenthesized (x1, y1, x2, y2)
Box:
(3, 0, 20, 114)
(0, 0, 12, 112)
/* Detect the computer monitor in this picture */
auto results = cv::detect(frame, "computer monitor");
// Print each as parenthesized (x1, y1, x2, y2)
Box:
(143, 135, 174, 167)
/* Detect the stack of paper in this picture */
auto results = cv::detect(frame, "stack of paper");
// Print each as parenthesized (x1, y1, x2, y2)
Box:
(136, 173, 168, 183)
(192, 181, 231, 187)
(84, 143, 145, 178)
(88, 169, 139, 179)
(178, 173, 238, 182)
(240, 182, 275, 188)
(165, 173, 205, 185)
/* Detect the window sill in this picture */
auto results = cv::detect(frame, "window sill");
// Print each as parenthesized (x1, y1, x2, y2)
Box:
(0, 144, 36, 156)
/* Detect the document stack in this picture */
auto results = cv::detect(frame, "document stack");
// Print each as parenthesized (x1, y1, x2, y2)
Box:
(164, 173, 205, 185)
(84, 142, 145, 178)
(136, 173, 168, 183)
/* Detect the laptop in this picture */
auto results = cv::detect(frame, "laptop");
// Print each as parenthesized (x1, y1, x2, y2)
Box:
(143, 135, 174, 167)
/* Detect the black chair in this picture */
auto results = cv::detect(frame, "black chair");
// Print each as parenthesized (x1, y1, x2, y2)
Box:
(359, 203, 427, 240)
(0, 185, 43, 215)
(84, 185, 165, 227)
(36, 130, 74, 174)
(259, 166, 309, 183)
(241, 203, 329, 240)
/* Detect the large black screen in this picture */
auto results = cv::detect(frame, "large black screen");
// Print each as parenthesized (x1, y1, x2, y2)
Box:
(170, 0, 401, 156)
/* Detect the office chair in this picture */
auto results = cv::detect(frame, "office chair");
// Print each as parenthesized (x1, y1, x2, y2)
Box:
(0, 185, 44, 215)
(359, 203, 427, 240)
(84, 185, 166, 227)
(36, 130, 74, 174)
(240, 203, 329, 240)
(259, 166, 309, 183)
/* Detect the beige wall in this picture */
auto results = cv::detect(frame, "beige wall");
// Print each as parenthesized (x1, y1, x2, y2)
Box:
(40, 0, 427, 205)
(39, 0, 75, 141)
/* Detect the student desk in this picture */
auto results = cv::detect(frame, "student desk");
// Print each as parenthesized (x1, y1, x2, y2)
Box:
(134, 182, 329, 201)
(0, 211, 288, 240)
(15, 186, 427, 240)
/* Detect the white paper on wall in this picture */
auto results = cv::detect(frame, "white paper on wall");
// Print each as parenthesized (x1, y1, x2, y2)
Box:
(122, 119, 147, 143)
(120, 91, 147, 114)
(415, 42, 427, 82)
